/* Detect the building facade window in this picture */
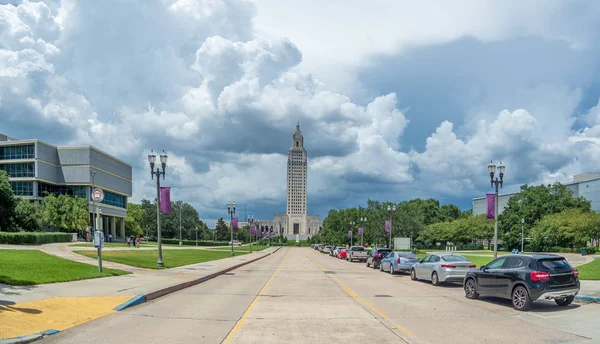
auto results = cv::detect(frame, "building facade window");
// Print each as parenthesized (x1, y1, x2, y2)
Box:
(0, 163, 34, 178)
(0, 145, 34, 160)
(38, 182, 87, 199)
(10, 181, 33, 196)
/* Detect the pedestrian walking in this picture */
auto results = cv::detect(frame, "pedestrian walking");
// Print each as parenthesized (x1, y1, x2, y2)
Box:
(108, 233, 112, 242)
(126, 237, 131, 247)
(135, 236, 140, 248)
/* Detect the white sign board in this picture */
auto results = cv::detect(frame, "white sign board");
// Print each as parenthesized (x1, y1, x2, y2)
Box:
(394, 237, 411, 250)
(94, 231, 104, 248)
(296, 234, 299, 243)
(92, 188, 104, 202)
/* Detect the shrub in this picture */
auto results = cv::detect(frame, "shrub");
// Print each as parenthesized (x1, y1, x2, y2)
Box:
(159, 239, 230, 246)
(0, 232, 72, 245)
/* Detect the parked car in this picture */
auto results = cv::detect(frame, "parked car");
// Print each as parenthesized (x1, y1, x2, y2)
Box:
(347, 246, 368, 262)
(366, 247, 393, 269)
(228, 240, 242, 246)
(321, 246, 332, 254)
(410, 253, 475, 285)
(463, 254, 580, 311)
(338, 249, 347, 260)
(380, 251, 420, 274)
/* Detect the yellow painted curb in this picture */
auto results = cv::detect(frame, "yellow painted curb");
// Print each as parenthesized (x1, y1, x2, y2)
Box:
(0, 296, 133, 339)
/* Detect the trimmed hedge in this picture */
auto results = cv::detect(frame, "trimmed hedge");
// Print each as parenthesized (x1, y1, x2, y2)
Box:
(0, 232, 72, 245)
(158, 239, 230, 246)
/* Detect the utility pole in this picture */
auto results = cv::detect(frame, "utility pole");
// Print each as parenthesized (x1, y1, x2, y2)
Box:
(521, 218, 525, 253)
(179, 203, 182, 246)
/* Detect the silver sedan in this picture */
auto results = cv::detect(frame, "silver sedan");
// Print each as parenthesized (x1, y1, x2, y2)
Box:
(410, 253, 475, 286)
(380, 252, 420, 274)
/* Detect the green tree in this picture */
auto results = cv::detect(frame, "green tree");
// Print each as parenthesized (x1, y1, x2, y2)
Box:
(125, 203, 144, 236)
(500, 183, 591, 249)
(42, 194, 89, 233)
(215, 217, 229, 241)
(13, 198, 43, 232)
(0, 170, 17, 231)
(440, 204, 464, 221)
(529, 209, 600, 250)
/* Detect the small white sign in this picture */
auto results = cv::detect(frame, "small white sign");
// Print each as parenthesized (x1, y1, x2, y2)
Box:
(296, 234, 299, 243)
(94, 231, 104, 248)
(92, 188, 104, 202)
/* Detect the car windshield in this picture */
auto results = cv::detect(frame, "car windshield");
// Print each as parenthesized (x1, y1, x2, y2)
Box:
(441, 255, 468, 262)
(377, 250, 392, 255)
(352, 247, 365, 251)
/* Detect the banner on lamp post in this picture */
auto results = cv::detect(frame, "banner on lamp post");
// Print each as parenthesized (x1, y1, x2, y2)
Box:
(251, 226, 256, 236)
(232, 218, 238, 231)
(385, 220, 391, 233)
(358, 227, 363, 237)
(486, 193, 495, 220)
(348, 230, 352, 238)
(159, 187, 171, 215)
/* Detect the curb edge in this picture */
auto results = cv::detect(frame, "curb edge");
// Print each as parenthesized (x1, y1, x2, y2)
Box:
(574, 295, 600, 303)
(0, 329, 59, 344)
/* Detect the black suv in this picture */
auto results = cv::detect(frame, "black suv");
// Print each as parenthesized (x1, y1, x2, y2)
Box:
(366, 248, 393, 269)
(463, 254, 580, 311)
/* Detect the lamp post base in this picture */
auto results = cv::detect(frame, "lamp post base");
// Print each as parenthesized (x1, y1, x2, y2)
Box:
(157, 260, 164, 268)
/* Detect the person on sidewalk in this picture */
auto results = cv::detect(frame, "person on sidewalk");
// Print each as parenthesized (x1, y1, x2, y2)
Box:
(126, 236, 131, 247)
(135, 236, 140, 248)
(108, 233, 112, 242)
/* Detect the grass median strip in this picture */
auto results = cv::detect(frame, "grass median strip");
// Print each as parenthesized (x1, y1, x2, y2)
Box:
(75, 249, 249, 269)
(576, 258, 600, 280)
(0, 250, 129, 285)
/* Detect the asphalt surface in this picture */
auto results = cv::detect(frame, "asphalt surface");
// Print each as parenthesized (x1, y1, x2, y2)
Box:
(44, 248, 600, 344)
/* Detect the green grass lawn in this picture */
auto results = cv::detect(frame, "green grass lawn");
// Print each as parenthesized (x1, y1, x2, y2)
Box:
(576, 258, 600, 280)
(76, 249, 248, 269)
(0, 250, 129, 286)
(70, 242, 156, 248)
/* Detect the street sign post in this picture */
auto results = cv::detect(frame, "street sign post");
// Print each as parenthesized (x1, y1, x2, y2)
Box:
(94, 228, 104, 272)
(92, 188, 104, 203)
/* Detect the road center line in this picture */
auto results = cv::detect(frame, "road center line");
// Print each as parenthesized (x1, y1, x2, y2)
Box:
(221, 252, 286, 344)
(307, 256, 414, 338)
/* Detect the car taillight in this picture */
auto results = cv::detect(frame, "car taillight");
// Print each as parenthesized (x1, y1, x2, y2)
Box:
(573, 269, 579, 278)
(397, 257, 401, 264)
(440, 264, 456, 269)
(375, 254, 381, 258)
(530, 271, 550, 282)
(469, 265, 476, 268)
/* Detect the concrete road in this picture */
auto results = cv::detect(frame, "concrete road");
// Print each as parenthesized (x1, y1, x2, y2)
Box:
(44, 248, 599, 344)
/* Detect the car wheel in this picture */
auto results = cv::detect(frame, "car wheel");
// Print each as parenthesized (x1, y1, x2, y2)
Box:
(512, 286, 532, 311)
(431, 272, 440, 286)
(366, 261, 370, 268)
(555, 296, 575, 307)
(411, 269, 418, 281)
(390, 266, 395, 275)
(380, 264, 384, 272)
(464, 278, 479, 299)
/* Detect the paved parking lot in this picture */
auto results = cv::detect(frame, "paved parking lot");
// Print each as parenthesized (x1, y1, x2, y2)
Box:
(45, 247, 599, 344)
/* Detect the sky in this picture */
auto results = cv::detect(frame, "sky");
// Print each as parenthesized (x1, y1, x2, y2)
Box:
(1, 0, 600, 228)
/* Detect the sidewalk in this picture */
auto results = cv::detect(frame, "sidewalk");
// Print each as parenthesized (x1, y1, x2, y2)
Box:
(579, 280, 600, 299)
(1, 245, 280, 341)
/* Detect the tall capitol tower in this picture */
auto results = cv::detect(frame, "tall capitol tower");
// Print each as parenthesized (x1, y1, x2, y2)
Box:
(287, 122, 308, 235)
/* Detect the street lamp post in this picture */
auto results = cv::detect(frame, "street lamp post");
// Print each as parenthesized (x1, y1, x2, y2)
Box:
(349, 220, 355, 246)
(256, 221, 260, 248)
(227, 202, 236, 256)
(248, 215, 254, 253)
(387, 205, 396, 249)
(521, 218, 525, 253)
(488, 160, 505, 259)
(179, 204, 182, 246)
(148, 150, 168, 268)
(360, 216, 366, 246)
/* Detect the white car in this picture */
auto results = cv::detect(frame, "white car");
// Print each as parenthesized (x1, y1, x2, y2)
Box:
(228, 240, 242, 246)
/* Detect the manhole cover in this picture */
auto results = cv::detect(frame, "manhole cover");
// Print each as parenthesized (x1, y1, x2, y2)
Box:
(375, 295, 392, 298)
(324, 271, 336, 274)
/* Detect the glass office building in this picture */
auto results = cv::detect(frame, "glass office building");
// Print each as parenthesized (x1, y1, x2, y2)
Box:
(0, 134, 132, 240)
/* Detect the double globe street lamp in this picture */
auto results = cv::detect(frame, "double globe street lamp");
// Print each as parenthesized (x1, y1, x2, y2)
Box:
(227, 202, 236, 256)
(359, 216, 367, 246)
(148, 150, 168, 268)
(387, 205, 396, 249)
(488, 160, 505, 259)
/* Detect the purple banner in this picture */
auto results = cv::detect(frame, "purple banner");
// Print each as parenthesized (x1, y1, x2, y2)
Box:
(358, 227, 363, 236)
(251, 225, 255, 236)
(348, 230, 352, 238)
(232, 218, 238, 231)
(385, 220, 391, 233)
(160, 187, 171, 214)
(486, 193, 495, 220)
(258, 228, 262, 237)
